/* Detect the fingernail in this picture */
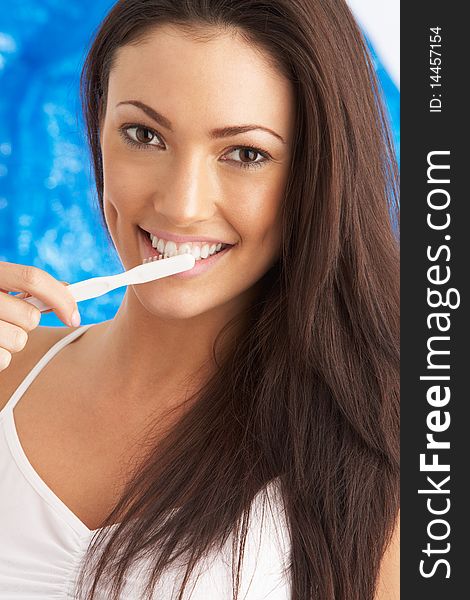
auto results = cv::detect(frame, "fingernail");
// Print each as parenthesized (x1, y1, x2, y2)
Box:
(70, 309, 81, 327)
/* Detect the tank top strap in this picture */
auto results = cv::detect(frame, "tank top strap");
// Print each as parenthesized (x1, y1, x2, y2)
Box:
(1, 323, 96, 416)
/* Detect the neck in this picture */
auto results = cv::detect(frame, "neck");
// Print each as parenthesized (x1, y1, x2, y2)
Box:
(78, 285, 258, 418)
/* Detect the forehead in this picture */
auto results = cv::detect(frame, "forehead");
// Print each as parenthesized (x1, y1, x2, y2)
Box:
(107, 24, 294, 134)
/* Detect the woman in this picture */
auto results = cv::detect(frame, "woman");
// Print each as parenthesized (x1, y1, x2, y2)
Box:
(0, 0, 400, 598)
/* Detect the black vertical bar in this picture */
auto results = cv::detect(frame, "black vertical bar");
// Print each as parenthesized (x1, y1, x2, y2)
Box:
(401, 3, 469, 598)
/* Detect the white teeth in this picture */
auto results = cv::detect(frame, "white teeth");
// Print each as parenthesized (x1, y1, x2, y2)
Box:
(177, 243, 192, 255)
(156, 238, 165, 253)
(191, 245, 201, 260)
(164, 240, 177, 257)
(148, 232, 228, 262)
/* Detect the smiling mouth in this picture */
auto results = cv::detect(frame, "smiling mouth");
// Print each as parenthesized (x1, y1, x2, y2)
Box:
(140, 228, 234, 263)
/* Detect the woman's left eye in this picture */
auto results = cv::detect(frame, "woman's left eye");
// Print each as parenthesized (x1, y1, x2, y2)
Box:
(222, 147, 270, 170)
(118, 125, 163, 150)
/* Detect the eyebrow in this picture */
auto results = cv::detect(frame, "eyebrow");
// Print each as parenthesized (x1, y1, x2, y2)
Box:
(116, 100, 286, 144)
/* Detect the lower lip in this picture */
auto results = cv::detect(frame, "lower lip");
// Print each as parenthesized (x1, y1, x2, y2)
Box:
(138, 228, 234, 279)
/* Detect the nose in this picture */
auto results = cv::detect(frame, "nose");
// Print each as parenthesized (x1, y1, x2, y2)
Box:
(153, 153, 217, 227)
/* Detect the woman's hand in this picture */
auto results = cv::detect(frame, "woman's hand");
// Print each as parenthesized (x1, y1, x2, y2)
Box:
(0, 261, 80, 372)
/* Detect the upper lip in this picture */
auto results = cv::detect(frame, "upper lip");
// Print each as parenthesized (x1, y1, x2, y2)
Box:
(141, 226, 235, 245)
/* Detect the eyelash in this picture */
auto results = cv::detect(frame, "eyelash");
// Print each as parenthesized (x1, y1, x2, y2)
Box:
(117, 123, 271, 170)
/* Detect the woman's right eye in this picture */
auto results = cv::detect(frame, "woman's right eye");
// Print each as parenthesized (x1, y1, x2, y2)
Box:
(118, 125, 165, 150)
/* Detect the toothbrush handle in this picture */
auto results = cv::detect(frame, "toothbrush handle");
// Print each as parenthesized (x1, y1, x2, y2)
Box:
(22, 275, 118, 313)
(21, 255, 194, 313)
(22, 296, 50, 312)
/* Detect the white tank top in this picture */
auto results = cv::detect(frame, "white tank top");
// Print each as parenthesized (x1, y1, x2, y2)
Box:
(0, 324, 291, 599)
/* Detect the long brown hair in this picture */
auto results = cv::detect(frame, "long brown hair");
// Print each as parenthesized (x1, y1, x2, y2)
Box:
(78, 1, 400, 598)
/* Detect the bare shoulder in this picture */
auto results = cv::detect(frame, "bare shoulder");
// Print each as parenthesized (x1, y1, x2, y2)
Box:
(0, 325, 81, 412)
(375, 510, 400, 600)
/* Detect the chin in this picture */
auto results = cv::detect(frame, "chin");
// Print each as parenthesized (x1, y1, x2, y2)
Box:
(138, 292, 219, 321)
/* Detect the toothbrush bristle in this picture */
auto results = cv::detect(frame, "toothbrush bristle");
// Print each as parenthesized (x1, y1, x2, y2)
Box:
(143, 254, 167, 264)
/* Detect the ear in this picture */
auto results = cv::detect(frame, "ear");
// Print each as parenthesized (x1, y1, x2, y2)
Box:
(374, 510, 400, 600)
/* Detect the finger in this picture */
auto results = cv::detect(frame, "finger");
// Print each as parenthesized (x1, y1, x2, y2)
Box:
(37, 283, 69, 314)
(0, 321, 28, 354)
(0, 291, 41, 331)
(0, 348, 12, 372)
(0, 261, 79, 327)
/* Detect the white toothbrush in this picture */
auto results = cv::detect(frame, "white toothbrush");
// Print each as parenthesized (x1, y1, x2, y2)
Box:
(22, 254, 196, 313)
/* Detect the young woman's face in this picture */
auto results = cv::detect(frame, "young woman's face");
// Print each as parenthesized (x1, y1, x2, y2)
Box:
(100, 24, 294, 320)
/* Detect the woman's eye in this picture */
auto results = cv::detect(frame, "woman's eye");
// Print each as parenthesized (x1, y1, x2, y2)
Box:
(119, 125, 163, 150)
(223, 147, 270, 170)
(118, 127, 270, 170)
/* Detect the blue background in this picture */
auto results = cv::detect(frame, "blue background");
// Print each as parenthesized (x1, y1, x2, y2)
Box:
(0, 1, 399, 326)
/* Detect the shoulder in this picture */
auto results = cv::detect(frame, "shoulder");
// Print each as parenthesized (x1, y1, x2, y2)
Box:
(375, 510, 400, 600)
(0, 325, 81, 411)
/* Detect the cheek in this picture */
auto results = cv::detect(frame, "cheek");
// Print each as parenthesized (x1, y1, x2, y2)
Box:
(102, 153, 154, 220)
(225, 175, 284, 250)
